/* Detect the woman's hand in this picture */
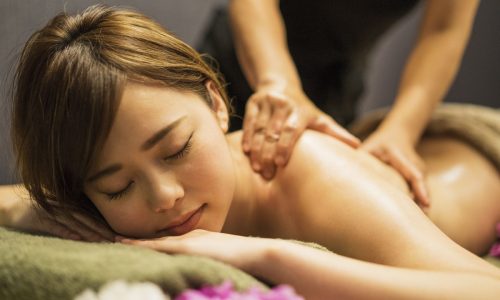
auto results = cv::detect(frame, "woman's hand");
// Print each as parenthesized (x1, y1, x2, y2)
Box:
(361, 128, 429, 207)
(2, 185, 115, 242)
(18, 205, 116, 242)
(242, 85, 360, 180)
(117, 229, 271, 271)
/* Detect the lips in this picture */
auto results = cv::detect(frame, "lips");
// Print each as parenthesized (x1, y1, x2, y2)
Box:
(158, 204, 205, 236)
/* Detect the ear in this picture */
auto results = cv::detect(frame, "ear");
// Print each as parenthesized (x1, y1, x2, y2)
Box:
(205, 80, 229, 133)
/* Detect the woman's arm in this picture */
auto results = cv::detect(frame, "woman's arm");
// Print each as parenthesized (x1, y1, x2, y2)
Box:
(361, 0, 480, 204)
(120, 230, 500, 300)
(0, 184, 114, 241)
(0, 184, 29, 226)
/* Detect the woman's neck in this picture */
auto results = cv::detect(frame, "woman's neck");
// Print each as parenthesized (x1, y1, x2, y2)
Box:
(220, 131, 272, 236)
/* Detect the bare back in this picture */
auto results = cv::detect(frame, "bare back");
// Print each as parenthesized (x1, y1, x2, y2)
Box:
(418, 135, 500, 255)
(228, 130, 500, 279)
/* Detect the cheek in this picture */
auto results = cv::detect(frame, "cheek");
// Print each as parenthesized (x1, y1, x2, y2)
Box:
(181, 133, 235, 228)
(107, 210, 154, 238)
(186, 131, 235, 192)
(87, 195, 153, 237)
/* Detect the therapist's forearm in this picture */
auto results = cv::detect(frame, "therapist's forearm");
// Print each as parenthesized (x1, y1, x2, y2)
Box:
(228, 0, 301, 90)
(249, 241, 500, 300)
(381, 0, 479, 144)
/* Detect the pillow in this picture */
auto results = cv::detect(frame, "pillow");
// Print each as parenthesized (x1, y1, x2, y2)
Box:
(0, 227, 265, 299)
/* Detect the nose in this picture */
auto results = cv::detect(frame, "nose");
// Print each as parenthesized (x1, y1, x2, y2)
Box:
(148, 173, 184, 213)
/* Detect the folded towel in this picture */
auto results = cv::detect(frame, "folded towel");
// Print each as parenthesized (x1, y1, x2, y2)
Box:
(0, 227, 265, 300)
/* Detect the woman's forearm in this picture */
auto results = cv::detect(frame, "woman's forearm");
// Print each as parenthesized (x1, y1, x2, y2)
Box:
(250, 240, 500, 300)
(382, 0, 479, 144)
(228, 0, 301, 90)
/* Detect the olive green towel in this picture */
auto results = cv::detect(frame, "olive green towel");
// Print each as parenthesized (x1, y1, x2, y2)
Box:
(0, 227, 265, 300)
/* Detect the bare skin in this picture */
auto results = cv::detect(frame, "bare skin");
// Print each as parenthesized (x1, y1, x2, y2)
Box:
(222, 130, 500, 277)
(2, 82, 499, 283)
(418, 136, 500, 255)
(229, 0, 480, 208)
(121, 230, 500, 300)
(119, 114, 500, 300)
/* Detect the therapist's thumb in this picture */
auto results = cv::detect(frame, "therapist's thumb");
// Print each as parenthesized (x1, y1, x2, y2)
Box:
(308, 114, 361, 148)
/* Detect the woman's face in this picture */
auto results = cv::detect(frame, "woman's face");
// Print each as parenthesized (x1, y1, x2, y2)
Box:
(84, 81, 235, 238)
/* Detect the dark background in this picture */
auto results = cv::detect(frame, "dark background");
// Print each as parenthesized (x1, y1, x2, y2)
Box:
(0, 0, 498, 183)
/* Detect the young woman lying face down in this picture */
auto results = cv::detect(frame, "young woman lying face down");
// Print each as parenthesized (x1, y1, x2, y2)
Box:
(8, 4, 500, 289)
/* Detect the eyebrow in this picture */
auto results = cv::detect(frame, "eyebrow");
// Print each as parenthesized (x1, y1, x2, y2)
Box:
(140, 116, 186, 151)
(87, 116, 186, 183)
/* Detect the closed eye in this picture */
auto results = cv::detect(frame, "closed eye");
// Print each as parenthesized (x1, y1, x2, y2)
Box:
(166, 133, 193, 161)
(106, 181, 133, 201)
(104, 133, 193, 201)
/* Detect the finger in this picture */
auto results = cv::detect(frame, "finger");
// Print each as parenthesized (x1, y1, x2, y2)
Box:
(249, 101, 272, 172)
(242, 99, 260, 153)
(385, 149, 430, 206)
(53, 215, 109, 242)
(258, 133, 278, 179)
(73, 228, 108, 242)
(58, 215, 109, 242)
(44, 218, 82, 241)
(71, 212, 115, 241)
(120, 238, 160, 248)
(309, 114, 360, 148)
(405, 151, 429, 206)
(258, 104, 291, 179)
(412, 178, 430, 207)
(119, 237, 179, 253)
(274, 111, 307, 166)
(367, 147, 390, 164)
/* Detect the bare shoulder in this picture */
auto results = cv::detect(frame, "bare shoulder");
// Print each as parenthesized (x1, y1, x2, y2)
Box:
(268, 131, 414, 255)
(275, 130, 406, 192)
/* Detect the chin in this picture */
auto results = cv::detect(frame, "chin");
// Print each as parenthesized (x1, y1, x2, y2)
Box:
(198, 209, 227, 234)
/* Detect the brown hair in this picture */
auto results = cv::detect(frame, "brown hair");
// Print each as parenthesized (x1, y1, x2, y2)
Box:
(11, 4, 230, 225)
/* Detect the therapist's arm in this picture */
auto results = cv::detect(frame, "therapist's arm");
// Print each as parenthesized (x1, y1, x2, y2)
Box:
(229, 0, 359, 180)
(362, 0, 480, 206)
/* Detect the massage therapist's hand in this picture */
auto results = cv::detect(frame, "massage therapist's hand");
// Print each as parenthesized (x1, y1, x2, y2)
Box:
(361, 128, 429, 207)
(118, 229, 270, 271)
(243, 84, 360, 180)
(1, 185, 115, 242)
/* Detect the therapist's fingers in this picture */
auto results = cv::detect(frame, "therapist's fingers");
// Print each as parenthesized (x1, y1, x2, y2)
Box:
(273, 110, 307, 167)
(249, 101, 272, 172)
(383, 148, 429, 207)
(242, 99, 260, 154)
(308, 113, 361, 148)
(258, 102, 291, 179)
